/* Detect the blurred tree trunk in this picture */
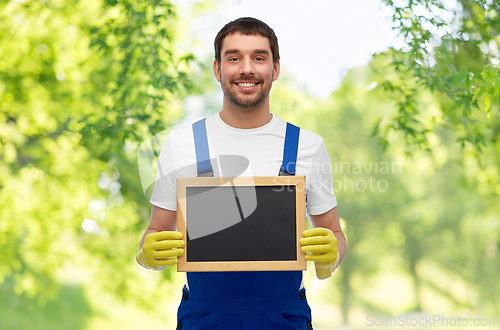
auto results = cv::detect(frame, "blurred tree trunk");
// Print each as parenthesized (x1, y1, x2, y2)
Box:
(340, 257, 353, 324)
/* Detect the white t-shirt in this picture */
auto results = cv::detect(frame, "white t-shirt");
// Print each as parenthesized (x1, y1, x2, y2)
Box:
(151, 113, 336, 215)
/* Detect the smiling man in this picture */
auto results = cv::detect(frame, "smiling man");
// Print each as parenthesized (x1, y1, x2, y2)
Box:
(136, 17, 347, 330)
(215, 30, 279, 117)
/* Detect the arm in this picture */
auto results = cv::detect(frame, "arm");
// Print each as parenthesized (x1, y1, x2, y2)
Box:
(301, 139, 346, 273)
(136, 205, 184, 270)
(308, 206, 347, 265)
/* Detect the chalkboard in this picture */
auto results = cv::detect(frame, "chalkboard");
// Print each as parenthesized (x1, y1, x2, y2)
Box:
(176, 176, 306, 272)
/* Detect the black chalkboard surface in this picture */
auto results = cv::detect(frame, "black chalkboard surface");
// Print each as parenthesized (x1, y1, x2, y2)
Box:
(176, 176, 306, 272)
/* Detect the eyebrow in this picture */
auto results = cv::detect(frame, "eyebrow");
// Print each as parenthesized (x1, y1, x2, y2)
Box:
(223, 49, 270, 57)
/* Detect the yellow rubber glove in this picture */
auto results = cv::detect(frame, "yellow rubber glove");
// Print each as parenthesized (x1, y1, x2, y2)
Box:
(300, 228, 340, 280)
(136, 231, 185, 270)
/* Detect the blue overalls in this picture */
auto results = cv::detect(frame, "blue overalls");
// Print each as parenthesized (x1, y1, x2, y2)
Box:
(176, 119, 313, 330)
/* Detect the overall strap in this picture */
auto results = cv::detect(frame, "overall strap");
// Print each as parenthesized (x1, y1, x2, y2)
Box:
(279, 122, 300, 176)
(192, 118, 214, 177)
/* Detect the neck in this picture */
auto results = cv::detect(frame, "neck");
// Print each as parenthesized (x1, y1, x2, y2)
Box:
(219, 98, 272, 129)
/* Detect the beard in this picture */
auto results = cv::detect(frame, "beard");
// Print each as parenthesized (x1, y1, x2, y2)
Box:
(221, 75, 273, 110)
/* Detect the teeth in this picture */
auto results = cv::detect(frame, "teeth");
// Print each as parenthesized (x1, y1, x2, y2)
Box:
(238, 82, 256, 87)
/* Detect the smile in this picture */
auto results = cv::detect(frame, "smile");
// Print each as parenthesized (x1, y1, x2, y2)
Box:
(236, 82, 259, 88)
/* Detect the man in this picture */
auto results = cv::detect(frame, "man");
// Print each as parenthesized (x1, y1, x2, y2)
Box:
(136, 17, 347, 330)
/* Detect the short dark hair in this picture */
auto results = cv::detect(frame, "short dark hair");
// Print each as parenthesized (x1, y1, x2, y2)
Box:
(214, 17, 280, 64)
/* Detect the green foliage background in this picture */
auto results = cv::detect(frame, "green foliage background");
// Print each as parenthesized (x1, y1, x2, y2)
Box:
(0, 0, 499, 329)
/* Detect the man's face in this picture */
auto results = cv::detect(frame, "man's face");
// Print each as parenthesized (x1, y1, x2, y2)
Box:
(214, 32, 280, 110)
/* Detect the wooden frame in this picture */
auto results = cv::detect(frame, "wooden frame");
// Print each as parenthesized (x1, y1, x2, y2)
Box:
(177, 176, 306, 272)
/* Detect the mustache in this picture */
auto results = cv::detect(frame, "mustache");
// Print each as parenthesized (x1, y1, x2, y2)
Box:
(231, 76, 262, 82)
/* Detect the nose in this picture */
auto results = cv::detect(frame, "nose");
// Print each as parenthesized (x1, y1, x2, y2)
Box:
(239, 57, 254, 75)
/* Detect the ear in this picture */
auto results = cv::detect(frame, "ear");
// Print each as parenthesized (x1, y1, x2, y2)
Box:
(272, 60, 280, 81)
(213, 60, 221, 83)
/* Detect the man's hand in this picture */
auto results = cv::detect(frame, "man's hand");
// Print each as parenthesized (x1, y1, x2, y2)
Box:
(300, 228, 340, 279)
(136, 231, 185, 270)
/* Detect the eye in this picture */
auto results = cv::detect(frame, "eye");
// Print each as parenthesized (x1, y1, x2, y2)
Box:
(255, 57, 264, 61)
(229, 57, 239, 61)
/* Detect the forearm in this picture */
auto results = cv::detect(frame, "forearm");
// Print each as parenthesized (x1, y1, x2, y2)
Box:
(139, 205, 178, 249)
